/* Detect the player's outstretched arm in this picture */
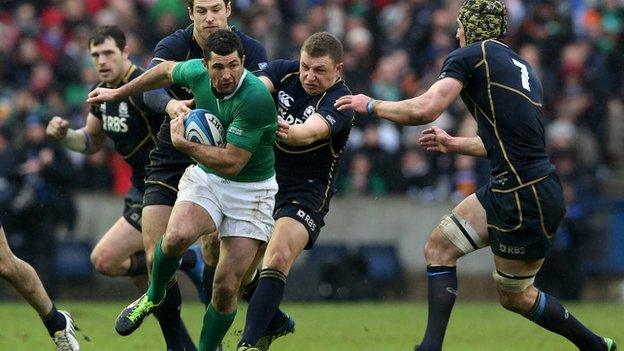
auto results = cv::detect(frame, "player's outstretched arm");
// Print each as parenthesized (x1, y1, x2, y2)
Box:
(277, 114, 330, 146)
(335, 78, 463, 126)
(46, 114, 107, 154)
(419, 126, 487, 158)
(170, 116, 251, 177)
(87, 61, 179, 104)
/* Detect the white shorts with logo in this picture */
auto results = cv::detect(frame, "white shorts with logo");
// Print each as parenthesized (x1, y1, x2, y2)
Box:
(176, 165, 278, 242)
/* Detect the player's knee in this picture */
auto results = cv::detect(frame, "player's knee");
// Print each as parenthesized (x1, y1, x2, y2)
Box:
(90, 248, 118, 276)
(0, 255, 17, 279)
(493, 269, 537, 313)
(164, 228, 196, 254)
(424, 230, 458, 266)
(264, 248, 292, 272)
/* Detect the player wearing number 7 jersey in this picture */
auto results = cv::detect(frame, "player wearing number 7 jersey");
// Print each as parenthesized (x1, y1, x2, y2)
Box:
(335, 1, 617, 350)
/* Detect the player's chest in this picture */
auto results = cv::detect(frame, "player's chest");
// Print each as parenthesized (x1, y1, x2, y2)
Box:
(99, 101, 144, 134)
(275, 83, 319, 125)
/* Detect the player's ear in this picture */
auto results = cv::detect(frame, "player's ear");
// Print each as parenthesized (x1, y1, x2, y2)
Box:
(188, 6, 193, 21)
(225, 1, 231, 17)
(122, 45, 130, 59)
(335, 62, 344, 75)
(240, 55, 245, 67)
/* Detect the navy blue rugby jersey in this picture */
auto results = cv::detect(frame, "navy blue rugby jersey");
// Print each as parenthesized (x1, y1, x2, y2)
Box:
(439, 39, 555, 191)
(259, 59, 354, 184)
(152, 24, 268, 102)
(90, 65, 162, 190)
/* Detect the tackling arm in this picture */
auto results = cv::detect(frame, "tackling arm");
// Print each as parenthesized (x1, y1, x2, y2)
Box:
(87, 61, 178, 103)
(372, 78, 463, 125)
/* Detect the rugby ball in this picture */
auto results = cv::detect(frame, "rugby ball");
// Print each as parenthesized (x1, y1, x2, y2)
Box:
(184, 109, 225, 147)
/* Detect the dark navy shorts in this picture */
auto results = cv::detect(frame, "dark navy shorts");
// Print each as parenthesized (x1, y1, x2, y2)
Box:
(476, 172, 565, 260)
(143, 123, 194, 207)
(273, 174, 331, 250)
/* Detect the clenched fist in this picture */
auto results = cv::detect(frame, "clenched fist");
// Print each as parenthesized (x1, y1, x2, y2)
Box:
(46, 116, 70, 140)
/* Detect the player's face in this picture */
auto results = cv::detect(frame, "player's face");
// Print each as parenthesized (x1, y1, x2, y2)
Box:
(189, 0, 231, 46)
(456, 18, 467, 47)
(299, 51, 343, 96)
(89, 37, 128, 84)
(204, 51, 245, 94)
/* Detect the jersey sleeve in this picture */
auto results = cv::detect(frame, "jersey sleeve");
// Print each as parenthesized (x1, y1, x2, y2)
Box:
(438, 45, 482, 86)
(226, 90, 276, 153)
(171, 59, 204, 89)
(258, 59, 298, 90)
(316, 85, 354, 136)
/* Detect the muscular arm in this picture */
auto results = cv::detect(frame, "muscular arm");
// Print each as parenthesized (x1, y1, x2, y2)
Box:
(169, 115, 251, 177)
(279, 114, 330, 146)
(373, 78, 463, 125)
(182, 142, 251, 177)
(448, 136, 487, 158)
(335, 78, 463, 126)
(87, 61, 179, 103)
(419, 126, 487, 158)
(143, 60, 174, 114)
(47, 114, 107, 154)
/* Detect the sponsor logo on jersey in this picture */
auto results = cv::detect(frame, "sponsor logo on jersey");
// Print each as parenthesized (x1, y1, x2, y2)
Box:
(498, 244, 526, 255)
(229, 126, 244, 136)
(325, 114, 336, 125)
(278, 90, 294, 108)
(296, 209, 317, 232)
(119, 102, 129, 118)
(258, 62, 268, 70)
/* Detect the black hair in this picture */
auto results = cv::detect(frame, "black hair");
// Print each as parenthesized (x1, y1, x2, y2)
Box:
(203, 29, 244, 60)
(88, 25, 126, 51)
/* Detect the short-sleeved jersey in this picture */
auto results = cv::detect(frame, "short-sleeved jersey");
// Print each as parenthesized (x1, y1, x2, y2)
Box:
(439, 39, 555, 191)
(259, 59, 354, 186)
(172, 59, 277, 182)
(90, 65, 161, 191)
(152, 25, 268, 103)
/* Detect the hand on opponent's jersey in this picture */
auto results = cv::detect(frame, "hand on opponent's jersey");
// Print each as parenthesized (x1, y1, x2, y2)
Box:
(166, 99, 195, 120)
(419, 126, 453, 154)
(334, 94, 372, 114)
(276, 116, 289, 140)
(46, 116, 70, 140)
(87, 87, 121, 104)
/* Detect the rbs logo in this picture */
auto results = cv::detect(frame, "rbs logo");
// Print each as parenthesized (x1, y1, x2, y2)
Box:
(296, 209, 317, 232)
(102, 115, 128, 133)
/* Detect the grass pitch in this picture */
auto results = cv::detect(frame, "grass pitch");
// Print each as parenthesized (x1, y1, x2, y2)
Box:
(0, 301, 621, 350)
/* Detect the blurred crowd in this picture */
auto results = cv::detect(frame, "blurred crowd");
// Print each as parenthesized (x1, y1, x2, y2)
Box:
(1, 0, 624, 295)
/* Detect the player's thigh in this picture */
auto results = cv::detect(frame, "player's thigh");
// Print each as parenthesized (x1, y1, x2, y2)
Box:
(427, 194, 489, 262)
(453, 193, 489, 243)
(92, 217, 143, 263)
(263, 217, 309, 273)
(141, 205, 172, 253)
(165, 200, 217, 250)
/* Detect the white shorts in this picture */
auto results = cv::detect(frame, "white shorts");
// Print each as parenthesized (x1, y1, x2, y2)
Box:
(176, 165, 278, 242)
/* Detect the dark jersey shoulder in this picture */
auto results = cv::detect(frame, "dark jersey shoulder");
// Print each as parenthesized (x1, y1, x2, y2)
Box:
(260, 59, 354, 198)
(90, 65, 161, 190)
(440, 39, 554, 190)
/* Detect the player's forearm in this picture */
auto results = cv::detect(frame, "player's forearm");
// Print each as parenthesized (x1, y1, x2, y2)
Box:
(181, 144, 243, 177)
(61, 128, 105, 154)
(449, 136, 487, 158)
(372, 98, 437, 126)
(118, 62, 175, 99)
(282, 124, 323, 146)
